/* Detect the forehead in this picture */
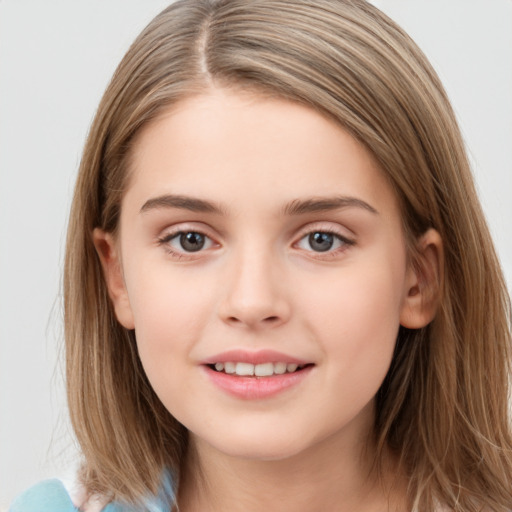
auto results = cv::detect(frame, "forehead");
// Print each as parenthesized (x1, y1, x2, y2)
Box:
(124, 88, 398, 217)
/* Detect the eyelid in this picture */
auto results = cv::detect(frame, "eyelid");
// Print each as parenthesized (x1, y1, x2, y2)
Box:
(165, 231, 214, 249)
(155, 221, 355, 259)
(293, 221, 355, 242)
(157, 221, 217, 240)
(156, 222, 220, 258)
(292, 222, 356, 255)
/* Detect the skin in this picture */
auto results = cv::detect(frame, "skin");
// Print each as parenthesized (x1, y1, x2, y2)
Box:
(94, 88, 441, 512)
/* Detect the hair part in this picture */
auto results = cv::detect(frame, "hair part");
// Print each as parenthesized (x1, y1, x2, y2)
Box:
(64, 1, 512, 510)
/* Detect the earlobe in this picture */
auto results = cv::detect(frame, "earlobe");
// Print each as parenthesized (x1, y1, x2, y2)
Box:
(92, 228, 135, 330)
(400, 228, 443, 329)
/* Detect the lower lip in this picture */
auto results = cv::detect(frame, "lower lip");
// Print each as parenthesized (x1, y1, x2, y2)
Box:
(203, 365, 313, 400)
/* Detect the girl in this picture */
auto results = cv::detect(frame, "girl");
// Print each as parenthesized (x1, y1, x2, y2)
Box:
(10, 1, 512, 511)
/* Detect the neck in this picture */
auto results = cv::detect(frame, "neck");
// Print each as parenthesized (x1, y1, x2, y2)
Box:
(177, 408, 407, 512)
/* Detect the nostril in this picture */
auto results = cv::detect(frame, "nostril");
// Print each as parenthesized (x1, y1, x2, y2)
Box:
(226, 315, 280, 325)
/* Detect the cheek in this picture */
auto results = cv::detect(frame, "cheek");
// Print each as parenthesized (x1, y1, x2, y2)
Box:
(302, 271, 404, 435)
(125, 263, 215, 369)
(302, 253, 407, 380)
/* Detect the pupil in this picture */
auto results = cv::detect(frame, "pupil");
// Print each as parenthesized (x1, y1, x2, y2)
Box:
(180, 232, 205, 252)
(309, 232, 333, 252)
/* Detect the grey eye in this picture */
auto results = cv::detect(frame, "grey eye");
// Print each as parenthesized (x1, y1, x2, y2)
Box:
(178, 232, 206, 252)
(296, 231, 349, 253)
(159, 229, 215, 256)
(308, 232, 334, 252)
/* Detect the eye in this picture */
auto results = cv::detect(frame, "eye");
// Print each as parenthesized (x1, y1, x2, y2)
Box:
(160, 231, 214, 253)
(296, 231, 352, 253)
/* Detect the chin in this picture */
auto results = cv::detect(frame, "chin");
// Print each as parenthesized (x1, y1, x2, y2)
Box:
(197, 428, 319, 462)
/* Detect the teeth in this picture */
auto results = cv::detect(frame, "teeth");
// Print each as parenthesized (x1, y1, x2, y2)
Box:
(213, 361, 305, 376)
(224, 362, 236, 374)
(254, 362, 274, 377)
(235, 362, 255, 376)
(274, 362, 287, 375)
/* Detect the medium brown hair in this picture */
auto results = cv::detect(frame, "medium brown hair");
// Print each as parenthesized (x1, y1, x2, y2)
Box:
(64, 1, 512, 510)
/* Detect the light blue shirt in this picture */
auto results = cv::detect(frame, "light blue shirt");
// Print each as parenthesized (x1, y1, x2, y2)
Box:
(9, 480, 126, 512)
(9, 473, 175, 512)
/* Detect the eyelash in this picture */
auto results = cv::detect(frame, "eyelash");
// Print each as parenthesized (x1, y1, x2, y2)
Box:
(295, 228, 355, 257)
(157, 229, 216, 259)
(157, 226, 355, 259)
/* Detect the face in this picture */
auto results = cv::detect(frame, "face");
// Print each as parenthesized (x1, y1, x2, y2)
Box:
(97, 88, 426, 462)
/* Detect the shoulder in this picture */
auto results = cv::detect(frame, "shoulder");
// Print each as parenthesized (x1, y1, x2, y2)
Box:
(9, 479, 77, 512)
(9, 471, 175, 512)
(8, 479, 126, 512)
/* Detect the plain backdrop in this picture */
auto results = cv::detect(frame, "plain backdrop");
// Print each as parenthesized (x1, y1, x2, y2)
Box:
(0, 1, 511, 508)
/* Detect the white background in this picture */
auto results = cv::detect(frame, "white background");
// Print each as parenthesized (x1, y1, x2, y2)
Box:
(1, 1, 511, 508)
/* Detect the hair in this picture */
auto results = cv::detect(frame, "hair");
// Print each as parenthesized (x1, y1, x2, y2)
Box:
(64, 1, 512, 510)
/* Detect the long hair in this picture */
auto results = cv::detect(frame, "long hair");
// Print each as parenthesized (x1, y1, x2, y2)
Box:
(64, 1, 512, 509)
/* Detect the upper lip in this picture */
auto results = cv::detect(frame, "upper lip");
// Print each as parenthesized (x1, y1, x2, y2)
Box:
(202, 349, 311, 366)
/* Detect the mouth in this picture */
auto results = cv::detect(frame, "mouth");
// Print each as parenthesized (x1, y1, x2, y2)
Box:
(202, 350, 314, 398)
(207, 361, 313, 377)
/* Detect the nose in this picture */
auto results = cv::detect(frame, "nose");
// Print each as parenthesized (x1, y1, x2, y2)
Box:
(217, 246, 291, 329)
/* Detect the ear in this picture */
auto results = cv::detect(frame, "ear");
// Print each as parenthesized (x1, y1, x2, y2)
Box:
(400, 228, 443, 329)
(92, 228, 135, 330)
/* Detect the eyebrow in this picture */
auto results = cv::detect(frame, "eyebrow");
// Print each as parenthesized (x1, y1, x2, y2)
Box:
(140, 193, 378, 216)
(140, 194, 225, 214)
(283, 196, 378, 216)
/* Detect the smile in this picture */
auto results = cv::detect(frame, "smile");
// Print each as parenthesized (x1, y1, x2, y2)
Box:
(203, 354, 314, 399)
(202, 349, 314, 399)
(210, 362, 307, 376)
